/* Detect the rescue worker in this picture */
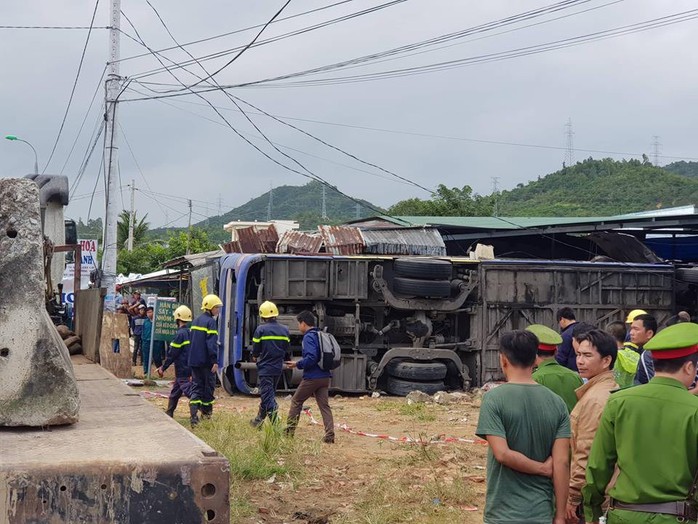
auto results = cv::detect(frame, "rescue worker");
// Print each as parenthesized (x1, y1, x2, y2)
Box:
(157, 305, 193, 417)
(249, 301, 290, 428)
(583, 322, 698, 524)
(607, 320, 640, 389)
(188, 294, 221, 427)
(528, 324, 583, 413)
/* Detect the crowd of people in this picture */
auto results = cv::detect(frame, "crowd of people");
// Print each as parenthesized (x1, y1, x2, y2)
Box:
(477, 307, 698, 524)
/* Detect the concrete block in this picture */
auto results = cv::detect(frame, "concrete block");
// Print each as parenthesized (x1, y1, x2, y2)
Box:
(0, 178, 79, 426)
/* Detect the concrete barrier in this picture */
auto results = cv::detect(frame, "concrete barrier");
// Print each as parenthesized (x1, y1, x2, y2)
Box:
(0, 178, 79, 426)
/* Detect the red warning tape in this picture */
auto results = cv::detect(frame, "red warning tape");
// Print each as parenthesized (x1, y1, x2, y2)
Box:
(303, 408, 488, 446)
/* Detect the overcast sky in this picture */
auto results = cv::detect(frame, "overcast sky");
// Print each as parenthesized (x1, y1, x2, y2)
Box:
(2, 0, 697, 228)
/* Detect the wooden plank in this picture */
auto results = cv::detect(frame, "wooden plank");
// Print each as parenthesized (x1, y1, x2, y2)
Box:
(98, 312, 133, 378)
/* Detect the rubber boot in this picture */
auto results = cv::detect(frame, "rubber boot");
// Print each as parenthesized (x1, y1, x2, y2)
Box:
(189, 403, 199, 427)
(250, 406, 265, 429)
(165, 398, 177, 418)
(201, 404, 213, 420)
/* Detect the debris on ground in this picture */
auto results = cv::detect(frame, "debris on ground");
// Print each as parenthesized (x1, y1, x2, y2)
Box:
(406, 390, 433, 404)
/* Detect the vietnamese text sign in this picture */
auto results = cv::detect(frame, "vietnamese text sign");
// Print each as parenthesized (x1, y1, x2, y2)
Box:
(61, 238, 99, 304)
(153, 298, 178, 342)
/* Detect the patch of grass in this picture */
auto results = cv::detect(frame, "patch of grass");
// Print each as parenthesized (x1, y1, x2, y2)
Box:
(374, 401, 437, 422)
(190, 412, 315, 481)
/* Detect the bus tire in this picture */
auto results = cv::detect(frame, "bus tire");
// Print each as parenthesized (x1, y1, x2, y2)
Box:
(386, 359, 448, 381)
(394, 258, 452, 280)
(393, 277, 451, 298)
(386, 376, 445, 396)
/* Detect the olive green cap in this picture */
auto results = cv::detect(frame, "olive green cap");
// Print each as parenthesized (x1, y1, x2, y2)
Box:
(643, 322, 698, 359)
(526, 324, 563, 351)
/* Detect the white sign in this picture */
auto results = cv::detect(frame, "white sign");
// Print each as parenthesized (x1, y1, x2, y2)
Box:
(61, 239, 99, 304)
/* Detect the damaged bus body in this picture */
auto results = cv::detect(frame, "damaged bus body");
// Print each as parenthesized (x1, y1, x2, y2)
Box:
(217, 253, 674, 396)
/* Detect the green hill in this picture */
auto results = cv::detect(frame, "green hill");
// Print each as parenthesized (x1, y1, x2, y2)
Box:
(498, 158, 698, 216)
(664, 160, 698, 179)
(150, 181, 382, 243)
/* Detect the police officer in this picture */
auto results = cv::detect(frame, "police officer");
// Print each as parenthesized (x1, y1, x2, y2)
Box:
(188, 294, 221, 427)
(583, 322, 698, 524)
(158, 305, 193, 418)
(528, 324, 583, 413)
(249, 301, 290, 428)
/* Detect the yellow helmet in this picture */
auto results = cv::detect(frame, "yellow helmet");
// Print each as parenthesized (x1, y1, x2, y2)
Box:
(201, 294, 223, 311)
(626, 309, 648, 323)
(259, 300, 279, 319)
(174, 305, 193, 322)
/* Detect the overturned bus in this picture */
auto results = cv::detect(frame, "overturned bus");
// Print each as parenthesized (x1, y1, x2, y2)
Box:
(215, 253, 675, 396)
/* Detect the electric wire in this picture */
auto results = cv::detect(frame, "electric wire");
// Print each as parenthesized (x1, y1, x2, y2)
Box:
(119, 7, 390, 219)
(129, 0, 589, 85)
(42, 0, 101, 173)
(183, 0, 292, 90)
(129, 0, 407, 81)
(60, 64, 107, 175)
(0, 25, 109, 30)
(70, 113, 105, 198)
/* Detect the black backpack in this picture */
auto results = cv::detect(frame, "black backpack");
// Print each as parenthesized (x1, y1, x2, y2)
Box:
(316, 329, 342, 371)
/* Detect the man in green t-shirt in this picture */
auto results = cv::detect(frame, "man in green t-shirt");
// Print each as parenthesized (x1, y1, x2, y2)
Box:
(476, 330, 571, 524)
(529, 324, 583, 412)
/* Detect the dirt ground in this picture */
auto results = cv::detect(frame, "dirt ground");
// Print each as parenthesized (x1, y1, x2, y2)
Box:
(143, 382, 488, 524)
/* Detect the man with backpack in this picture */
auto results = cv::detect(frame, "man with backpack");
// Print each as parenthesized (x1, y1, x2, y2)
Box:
(285, 310, 335, 444)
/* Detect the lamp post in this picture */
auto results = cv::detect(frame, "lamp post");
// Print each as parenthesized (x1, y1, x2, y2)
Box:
(5, 135, 39, 174)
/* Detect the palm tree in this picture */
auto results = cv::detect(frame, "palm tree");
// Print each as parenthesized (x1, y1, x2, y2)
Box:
(117, 210, 150, 249)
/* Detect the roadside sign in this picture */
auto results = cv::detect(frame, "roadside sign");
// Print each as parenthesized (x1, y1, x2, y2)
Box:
(153, 298, 178, 342)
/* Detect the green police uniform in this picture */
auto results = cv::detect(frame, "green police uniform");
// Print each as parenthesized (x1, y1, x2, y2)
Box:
(528, 324, 583, 412)
(583, 322, 698, 524)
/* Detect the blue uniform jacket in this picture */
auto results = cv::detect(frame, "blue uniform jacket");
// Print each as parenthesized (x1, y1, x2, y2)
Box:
(163, 326, 192, 378)
(634, 349, 654, 385)
(296, 327, 331, 380)
(252, 319, 290, 376)
(555, 322, 578, 371)
(188, 312, 219, 368)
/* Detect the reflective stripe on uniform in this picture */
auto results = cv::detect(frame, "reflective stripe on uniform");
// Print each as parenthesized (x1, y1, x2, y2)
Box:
(189, 399, 203, 405)
(252, 335, 291, 343)
(191, 326, 218, 335)
(170, 340, 190, 348)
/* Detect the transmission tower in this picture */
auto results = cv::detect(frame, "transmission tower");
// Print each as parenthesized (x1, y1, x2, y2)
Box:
(564, 118, 575, 167)
(355, 203, 361, 220)
(321, 185, 328, 220)
(491, 176, 500, 217)
(266, 183, 274, 221)
(651, 136, 662, 166)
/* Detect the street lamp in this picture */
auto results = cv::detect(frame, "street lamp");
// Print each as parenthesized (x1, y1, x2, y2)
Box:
(5, 134, 39, 174)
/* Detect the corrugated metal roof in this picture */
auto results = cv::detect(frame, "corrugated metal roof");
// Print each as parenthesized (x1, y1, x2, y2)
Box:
(361, 227, 446, 256)
(318, 225, 364, 255)
(162, 249, 224, 269)
(277, 230, 323, 254)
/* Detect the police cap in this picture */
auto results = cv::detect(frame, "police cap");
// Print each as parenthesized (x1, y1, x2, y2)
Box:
(644, 322, 698, 360)
(526, 324, 563, 352)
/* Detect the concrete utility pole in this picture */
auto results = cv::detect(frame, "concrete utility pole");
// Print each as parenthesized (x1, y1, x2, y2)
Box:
(321, 185, 328, 220)
(266, 183, 273, 221)
(491, 176, 500, 217)
(127, 179, 135, 251)
(102, 0, 121, 292)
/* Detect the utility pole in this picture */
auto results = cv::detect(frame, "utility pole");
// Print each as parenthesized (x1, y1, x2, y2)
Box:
(102, 0, 121, 293)
(127, 179, 135, 251)
(652, 135, 662, 166)
(321, 184, 328, 220)
(564, 118, 574, 167)
(186, 199, 192, 255)
(491, 176, 500, 217)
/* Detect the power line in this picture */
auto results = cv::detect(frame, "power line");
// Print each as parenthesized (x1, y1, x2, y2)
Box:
(42, 0, 101, 173)
(121, 5, 390, 220)
(0, 25, 109, 30)
(183, 0, 292, 90)
(117, 0, 357, 63)
(60, 65, 107, 175)
(128, 1, 407, 82)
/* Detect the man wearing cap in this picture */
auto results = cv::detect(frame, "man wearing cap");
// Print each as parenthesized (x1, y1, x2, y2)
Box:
(556, 307, 579, 371)
(624, 309, 648, 353)
(529, 324, 583, 413)
(583, 322, 698, 524)
(566, 329, 618, 523)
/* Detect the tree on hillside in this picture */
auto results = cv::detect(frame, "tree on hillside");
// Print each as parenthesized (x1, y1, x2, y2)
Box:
(388, 185, 494, 216)
(117, 211, 150, 249)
